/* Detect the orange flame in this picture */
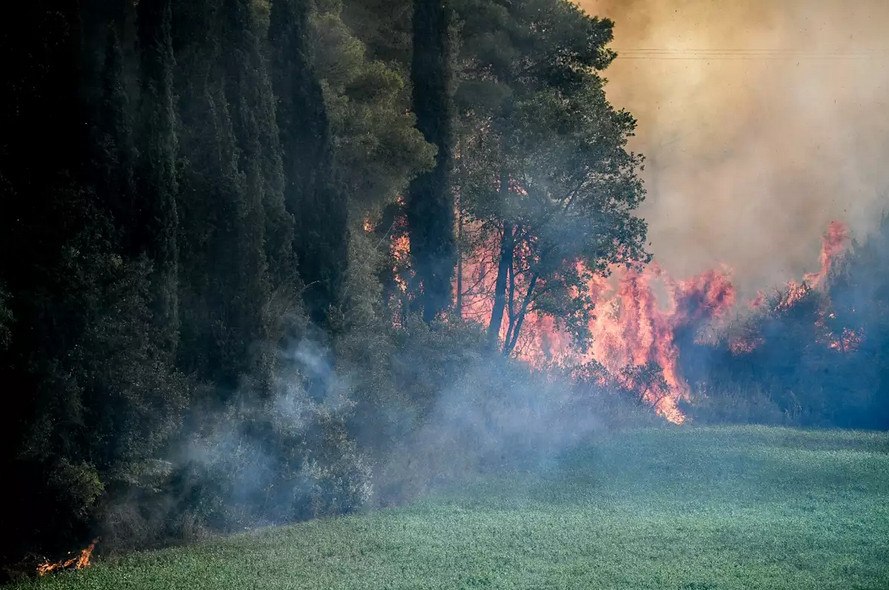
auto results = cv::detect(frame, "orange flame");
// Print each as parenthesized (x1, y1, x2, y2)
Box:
(735, 221, 853, 352)
(534, 264, 735, 423)
(454, 224, 736, 423)
(449, 219, 852, 422)
(805, 220, 849, 288)
(36, 540, 96, 577)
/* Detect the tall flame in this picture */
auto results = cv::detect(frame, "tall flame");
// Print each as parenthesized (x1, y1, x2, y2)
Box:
(806, 220, 850, 288)
(514, 264, 735, 423)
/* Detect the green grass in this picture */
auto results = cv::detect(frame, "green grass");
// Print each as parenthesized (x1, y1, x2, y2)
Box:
(12, 426, 889, 589)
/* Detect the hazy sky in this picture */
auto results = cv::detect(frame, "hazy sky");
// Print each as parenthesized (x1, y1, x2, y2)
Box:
(580, 0, 889, 296)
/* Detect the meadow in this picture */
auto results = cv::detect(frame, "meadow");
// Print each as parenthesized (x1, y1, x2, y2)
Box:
(12, 426, 889, 589)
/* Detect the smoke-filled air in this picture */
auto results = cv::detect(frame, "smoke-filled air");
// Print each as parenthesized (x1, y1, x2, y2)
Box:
(588, 0, 889, 293)
(1, 0, 887, 588)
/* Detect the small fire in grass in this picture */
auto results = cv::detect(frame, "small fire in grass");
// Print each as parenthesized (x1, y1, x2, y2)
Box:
(36, 540, 96, 576)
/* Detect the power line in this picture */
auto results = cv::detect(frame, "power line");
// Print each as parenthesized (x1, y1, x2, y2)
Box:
(612, 48, 883, 60)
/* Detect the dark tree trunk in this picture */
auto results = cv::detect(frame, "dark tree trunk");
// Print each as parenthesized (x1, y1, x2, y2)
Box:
(487, 221, 515, 346)
(503, 272, 538, 355)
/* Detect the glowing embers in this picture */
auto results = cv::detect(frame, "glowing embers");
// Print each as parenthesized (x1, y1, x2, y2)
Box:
(36, 540, 96, 576)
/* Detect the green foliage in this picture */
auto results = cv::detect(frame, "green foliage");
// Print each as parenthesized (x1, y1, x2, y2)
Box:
(137, 0, 181, 348)
(173, 378, 372, 530)
(269, 0, 349, 329)
(48, 461, 106, 522)
(340, 0, 412, 66)
(311, 5, 435, 213)
(172, 0, 296, 392)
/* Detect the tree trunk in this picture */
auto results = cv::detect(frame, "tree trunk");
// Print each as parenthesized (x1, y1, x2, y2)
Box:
(455, 195, 463, 317)
(487, 221, 514, 346)
(503, 271, 538, 355)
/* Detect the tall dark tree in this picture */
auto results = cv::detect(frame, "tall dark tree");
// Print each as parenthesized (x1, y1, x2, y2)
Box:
(0, 2, 187, 565)
(0, 2, 89, 562)
(137, 0, 180, 349)
(269, 0, 348, 329)
(90, 22, 138, 243)
(172, 0, 269, 390)
(406, 0, 456, 322)
(220, 0, 294, 293)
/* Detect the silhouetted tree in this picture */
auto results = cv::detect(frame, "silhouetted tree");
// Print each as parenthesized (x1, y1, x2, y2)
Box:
(137, 0, 180, 349)
(406, 0, 456, 322)
(269, 0, 348, 329)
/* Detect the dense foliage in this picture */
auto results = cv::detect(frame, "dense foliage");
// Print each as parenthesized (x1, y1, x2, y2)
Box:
(452, 0, 648, 351)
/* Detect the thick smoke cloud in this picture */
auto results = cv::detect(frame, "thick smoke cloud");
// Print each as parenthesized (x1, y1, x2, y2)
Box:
(582, 0, 889, 297)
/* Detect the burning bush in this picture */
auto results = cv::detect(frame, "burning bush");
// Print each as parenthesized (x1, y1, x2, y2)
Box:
(682, 218, 889, 429)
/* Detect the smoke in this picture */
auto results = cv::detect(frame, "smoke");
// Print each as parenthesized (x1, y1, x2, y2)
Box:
(373, 351, 645, 506)
(581, 0, 889, 297)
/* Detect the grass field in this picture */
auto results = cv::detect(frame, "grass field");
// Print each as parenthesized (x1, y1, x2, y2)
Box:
(11, 426, 889, 589)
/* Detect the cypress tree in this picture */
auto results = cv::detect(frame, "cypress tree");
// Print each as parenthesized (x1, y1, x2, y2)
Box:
(136, 0, 180, 349)
(406, 0, 455, 322)
(269, 0, 349, 330)
(173, 0, 248, 389)
(0, 1, 88, 561)
(173, 0, 290, 390)
(93, 23, 138, 244)
(220, 0, 294, 292)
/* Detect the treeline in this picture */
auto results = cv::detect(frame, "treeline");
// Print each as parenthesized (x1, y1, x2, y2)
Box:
(681, 215, 889, 429)
(0, 0, 647, 574)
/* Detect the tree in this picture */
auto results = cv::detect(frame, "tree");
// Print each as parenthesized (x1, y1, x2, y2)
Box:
(0, 2, 189, 563)
(453, 0, 649, 353)
(136, 0, 181, 349)
(171, 0, 287, 391)
(309, 0, 434, 214)
(406, 0, 456, 322)
(269, 0, 348, 329)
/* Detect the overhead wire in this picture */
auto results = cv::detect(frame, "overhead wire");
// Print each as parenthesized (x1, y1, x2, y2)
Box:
(612, 48, 882, 60)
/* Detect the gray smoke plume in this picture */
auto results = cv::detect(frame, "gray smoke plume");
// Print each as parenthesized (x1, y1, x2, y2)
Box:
(583, 0, 889, 297)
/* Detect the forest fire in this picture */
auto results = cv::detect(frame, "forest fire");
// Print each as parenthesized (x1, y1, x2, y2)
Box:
(777, 221, 850, 311)
(450, 222, 736, 423)
(517, 265, 735, 423)
(36, 541, 96, 576)
(444, 220, 854, 424)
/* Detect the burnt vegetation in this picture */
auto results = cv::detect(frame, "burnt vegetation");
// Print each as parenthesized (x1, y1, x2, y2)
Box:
(0, 0, 886, 580)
